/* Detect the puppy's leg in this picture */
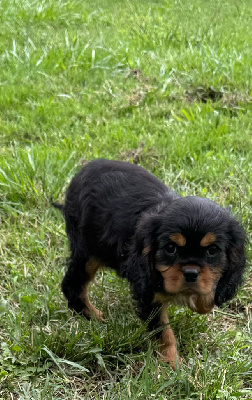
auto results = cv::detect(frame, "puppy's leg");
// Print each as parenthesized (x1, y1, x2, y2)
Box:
(79, 258, 104, 321)
(158, 304, 180, 369)
(62, 257, 103, 321)
(136, 299, 179, 369)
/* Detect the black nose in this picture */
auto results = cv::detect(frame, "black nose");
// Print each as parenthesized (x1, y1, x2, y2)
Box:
(183, 268, 199, 282)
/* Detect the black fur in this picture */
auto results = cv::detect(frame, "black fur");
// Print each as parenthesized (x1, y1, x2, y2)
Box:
(53, 159, 246, 341)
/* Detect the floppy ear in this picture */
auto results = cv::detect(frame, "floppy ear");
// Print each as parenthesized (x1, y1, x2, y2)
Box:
(133, 213, 162, 256)
(123, 213, 162, 306)
(214, 219, 246, 306)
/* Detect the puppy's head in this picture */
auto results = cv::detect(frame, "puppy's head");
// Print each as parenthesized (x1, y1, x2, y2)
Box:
(136, 196, 246, 313)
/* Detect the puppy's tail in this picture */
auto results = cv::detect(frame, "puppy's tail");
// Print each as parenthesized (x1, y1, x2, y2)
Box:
(51, 197, 65, 213)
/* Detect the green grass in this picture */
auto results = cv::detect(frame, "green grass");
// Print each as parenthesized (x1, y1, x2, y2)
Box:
(0, 0, 251, 398)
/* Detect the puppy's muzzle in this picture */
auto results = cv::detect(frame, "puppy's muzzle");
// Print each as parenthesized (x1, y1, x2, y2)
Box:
(182, 267, 200, 283)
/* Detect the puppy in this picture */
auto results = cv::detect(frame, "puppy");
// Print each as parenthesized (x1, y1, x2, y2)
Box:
(53, 159, 246, 368)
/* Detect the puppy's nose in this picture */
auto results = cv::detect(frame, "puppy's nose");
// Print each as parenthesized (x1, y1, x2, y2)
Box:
(183, 268, 199, 282)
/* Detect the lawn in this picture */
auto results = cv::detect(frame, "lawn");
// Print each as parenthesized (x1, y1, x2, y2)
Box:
(0, 0, 251, 398)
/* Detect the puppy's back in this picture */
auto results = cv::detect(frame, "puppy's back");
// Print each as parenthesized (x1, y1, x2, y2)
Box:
(63, 159, 177, 267)
(66, 159, 172, 206)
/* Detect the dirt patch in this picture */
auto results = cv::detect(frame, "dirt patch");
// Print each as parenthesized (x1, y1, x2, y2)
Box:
(120, 142, 158, 168)
(125, 69, 142, 80)
(186, 86, 224, 103)
(120, 142, 145, 164)
(185, 86, 251, 109)
(221, 91, 251, 108)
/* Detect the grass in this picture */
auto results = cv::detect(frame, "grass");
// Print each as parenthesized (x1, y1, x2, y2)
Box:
(0, 0, 251, 398)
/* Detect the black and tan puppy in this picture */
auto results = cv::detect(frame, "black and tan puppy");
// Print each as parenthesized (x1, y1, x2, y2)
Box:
(53, 159, 246, 368)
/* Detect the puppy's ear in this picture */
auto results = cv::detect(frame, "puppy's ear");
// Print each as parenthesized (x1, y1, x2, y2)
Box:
(214, 219, 246, 306)
(124, 214, 162, 304)
(134, 213, 161, 257)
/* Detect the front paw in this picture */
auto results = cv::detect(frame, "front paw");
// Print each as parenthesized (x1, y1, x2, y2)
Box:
(158, 346, 181, 370)
(82, 306, 104, 321)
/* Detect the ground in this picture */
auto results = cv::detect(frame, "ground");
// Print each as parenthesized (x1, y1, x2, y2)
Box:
(0, 0, 251, 398)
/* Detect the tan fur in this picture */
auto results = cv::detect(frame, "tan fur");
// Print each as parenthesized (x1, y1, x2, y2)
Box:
(85, 258, 102, 278)
(200, 232, 216, 247)
(153, 292, 170, 304)
(158, 304, 180, 369)
(156, 264, 171, 272)
(154, 290, 214, 315)
(170, 233, 186, 246)
(79, 286, 104, 320)
(192, 293, 214, 314)
(157, 264, 184, 293)
(197, 264, 221, 294)
(79, 258, 104, 321)
(153, 288, 214, 369)
(156, 263, 221, 298)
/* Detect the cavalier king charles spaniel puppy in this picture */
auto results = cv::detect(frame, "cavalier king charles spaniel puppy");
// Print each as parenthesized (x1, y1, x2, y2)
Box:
(53, 159, 246, 368)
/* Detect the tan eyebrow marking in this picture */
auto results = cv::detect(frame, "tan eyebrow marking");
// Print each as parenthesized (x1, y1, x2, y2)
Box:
(200, 232, 216, 247)
(170, 233, 186, 247)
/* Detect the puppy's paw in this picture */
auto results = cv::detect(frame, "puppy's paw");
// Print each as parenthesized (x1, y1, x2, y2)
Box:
(82, 306, 105, 322)
(158, 346, 181, 370)
(93, 309, 105, 322)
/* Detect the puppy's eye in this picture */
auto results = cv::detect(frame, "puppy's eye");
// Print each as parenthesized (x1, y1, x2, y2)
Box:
(206, 245, 220, 257)
(165, 243, 177, 255)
